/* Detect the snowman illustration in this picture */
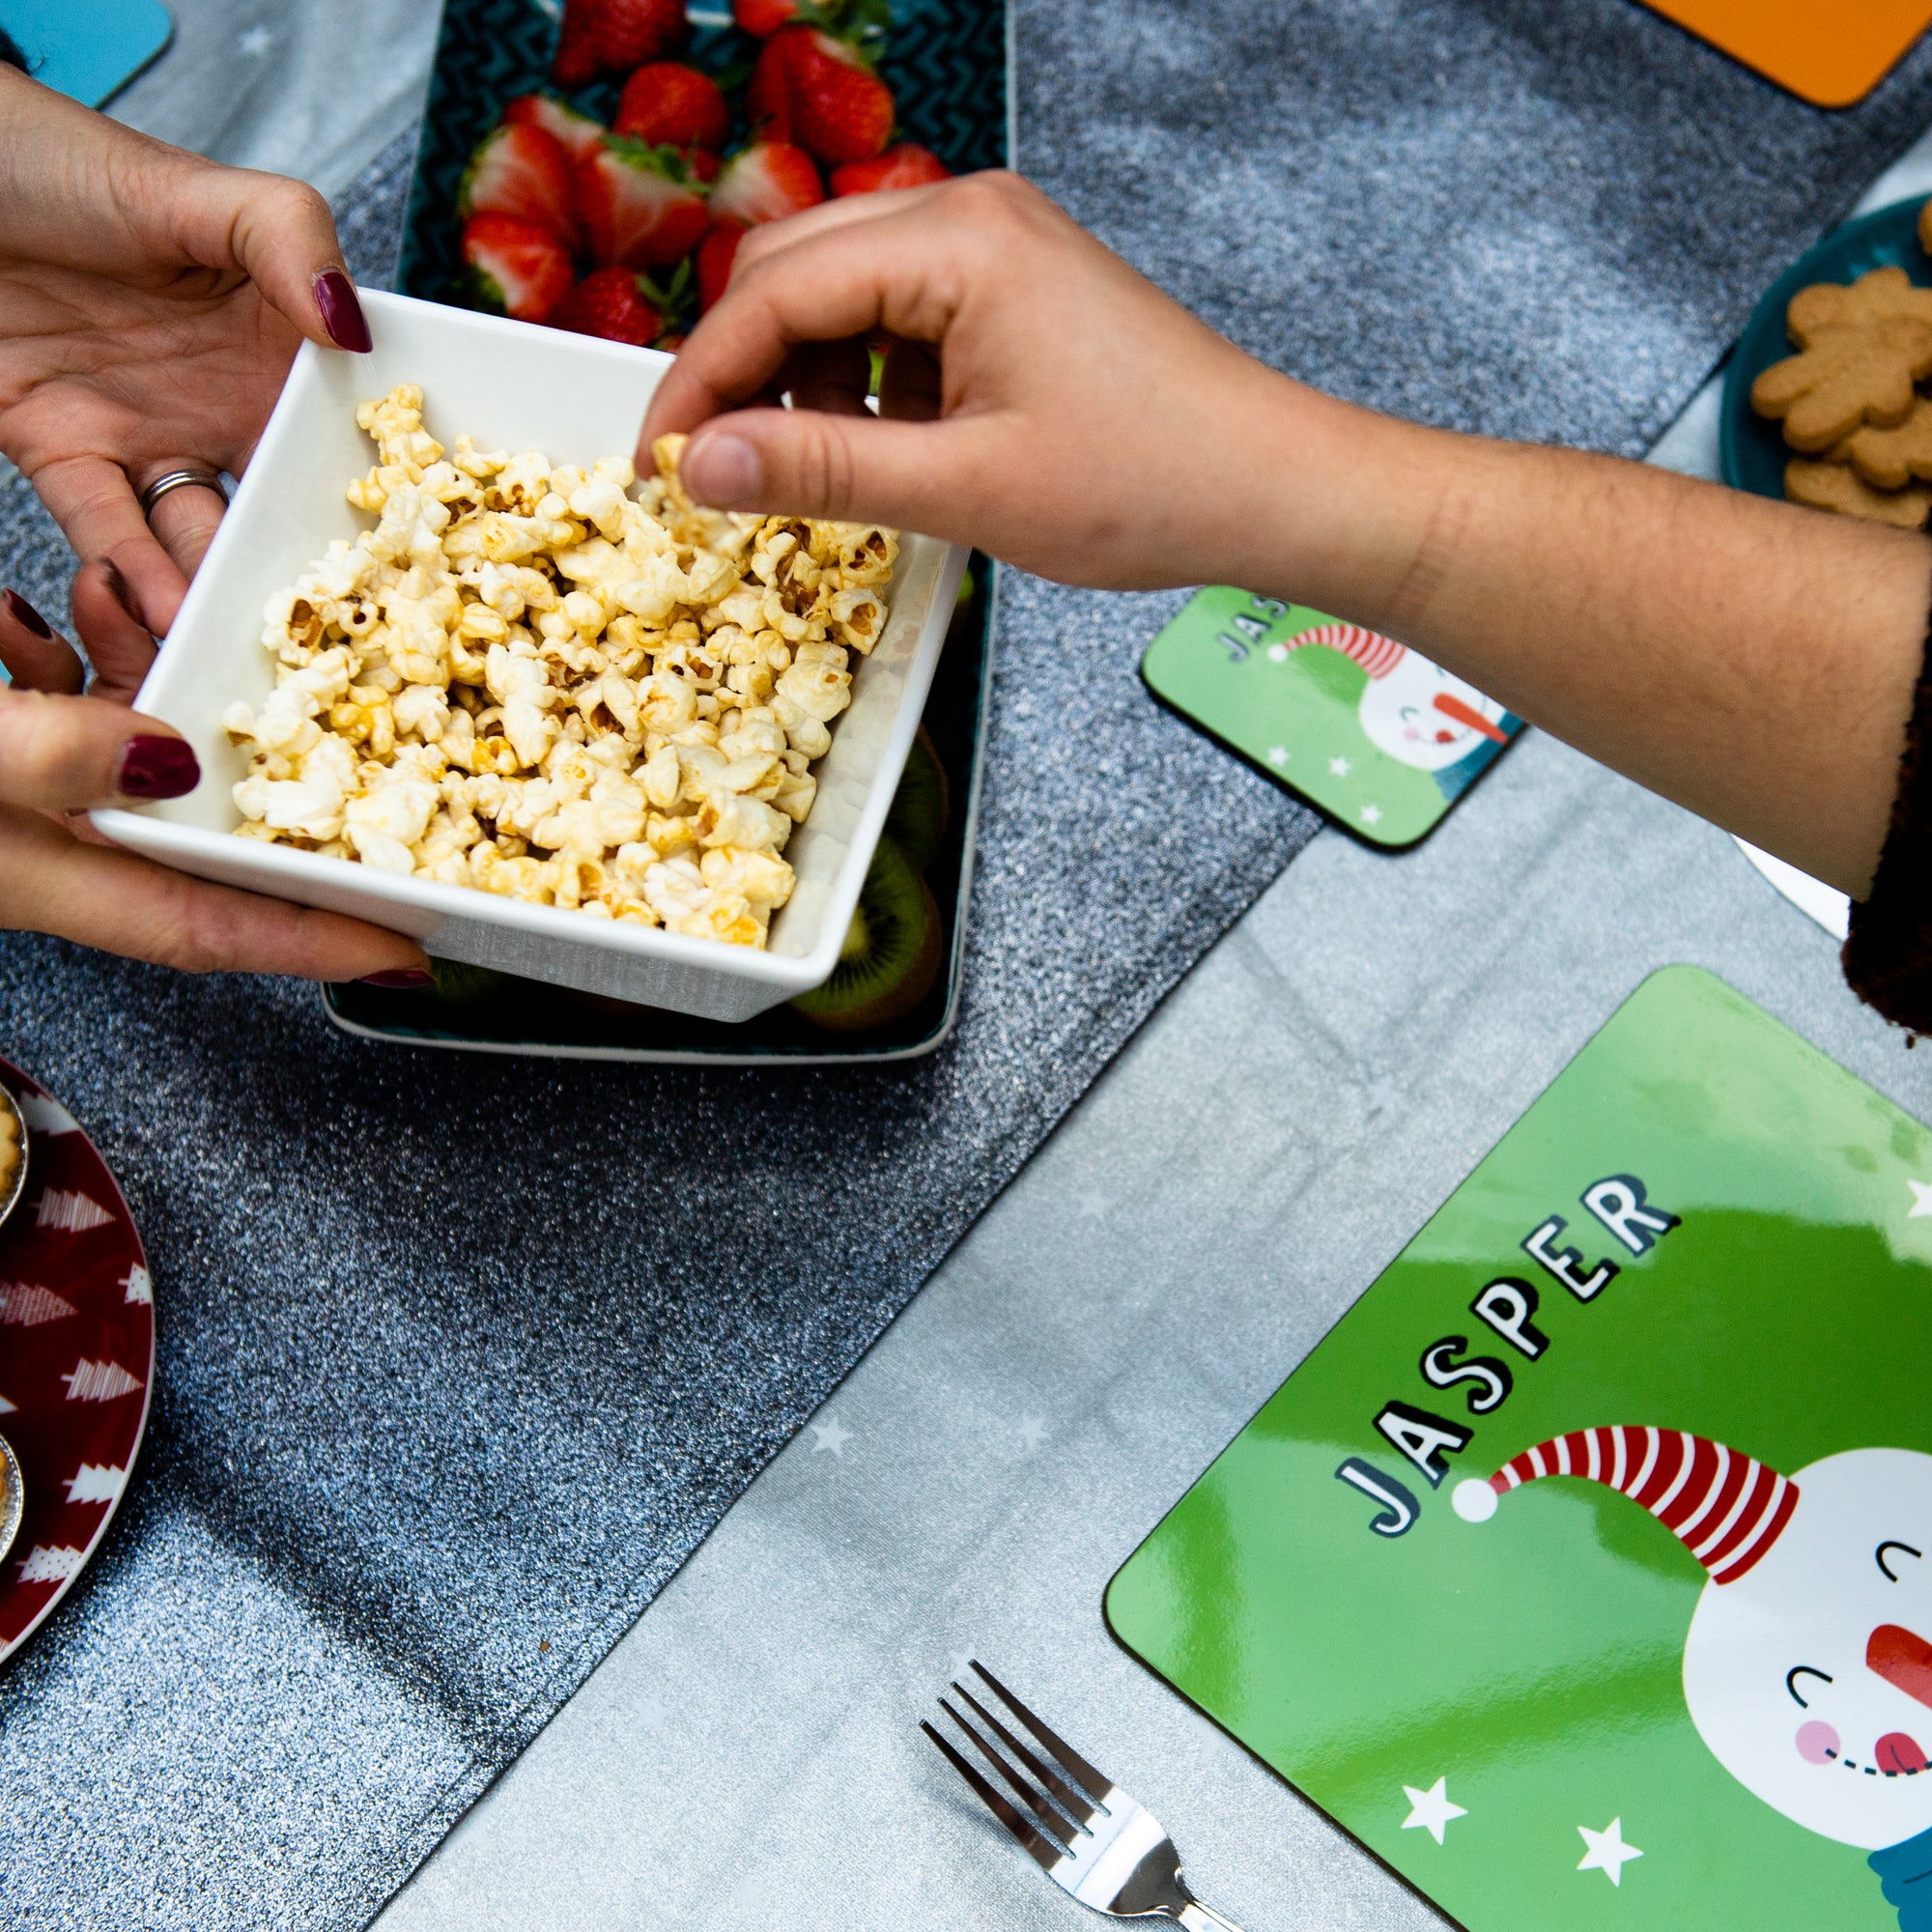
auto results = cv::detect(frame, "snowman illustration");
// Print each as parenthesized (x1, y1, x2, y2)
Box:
(1453, 1426, 1932, 1927)
(1270, 623, 1514, 799)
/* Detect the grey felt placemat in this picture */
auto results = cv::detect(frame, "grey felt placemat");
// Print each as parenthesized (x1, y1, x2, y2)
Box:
(6, 4, 1932, 1925)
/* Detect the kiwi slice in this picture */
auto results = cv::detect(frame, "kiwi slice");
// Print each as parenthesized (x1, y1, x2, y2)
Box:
(884, 725, 951, 872)
(426, 960, 506, 1005)
(790, 835, 942, 1032)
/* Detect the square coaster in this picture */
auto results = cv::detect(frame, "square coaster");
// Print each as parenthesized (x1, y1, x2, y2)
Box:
(1108, 967, 1932, 1931)
(2, 0, 172, 107)
(1141, 590, 1521, 849)
(1637, 0, 1932, 109)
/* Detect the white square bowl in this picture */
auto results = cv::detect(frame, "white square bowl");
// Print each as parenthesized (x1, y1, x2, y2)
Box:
(94, 290, 967, 1024)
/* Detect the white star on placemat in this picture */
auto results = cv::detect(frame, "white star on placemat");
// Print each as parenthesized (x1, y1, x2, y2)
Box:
(1017, 1417, 1050, 1452)
(1329, 755, 1350, 776)
(1908, 1179, 1932, 1219)
(1265, 745, 1289, 767)
(1577, 1818, 1642, 1886)
(238, 25, 272, 54)
(1401, 1777, 1466, 1845)
(1361, 805, 1382, 827)
(810, 1418, 851, 1458)
(1074, 1190, 1109, 1220)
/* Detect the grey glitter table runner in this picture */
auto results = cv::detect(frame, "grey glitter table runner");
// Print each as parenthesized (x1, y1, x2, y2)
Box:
(8, 4, 1932, 1925)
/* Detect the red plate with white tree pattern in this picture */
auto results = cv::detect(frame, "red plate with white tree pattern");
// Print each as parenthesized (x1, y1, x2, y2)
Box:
(0, 1056, 153, 1662)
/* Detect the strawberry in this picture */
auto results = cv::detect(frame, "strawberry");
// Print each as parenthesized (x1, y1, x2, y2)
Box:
(575, 136, 710, 269)
(788, 31, 894, 167)
(615, 63, 731, 152)
(709, 142, 824, 228)
(732, 0, 800, 33)
(746, 26, 806, 141)
(830, 141, 952, 195)
(697, 220, 746, 310)
(462, 214, 576, 323)
(502, 93, 607, 165)
(460, 125, 580, 245)
(685, 149, 721, 184)
(550, 267, 665, 347)
(553, 0, 687, 88)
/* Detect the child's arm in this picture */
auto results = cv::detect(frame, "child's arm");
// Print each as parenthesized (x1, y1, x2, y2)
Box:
(643, 174, 1928, 900)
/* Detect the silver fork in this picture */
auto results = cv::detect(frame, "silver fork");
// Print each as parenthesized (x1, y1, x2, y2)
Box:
(923, 1662, 1247, 1931)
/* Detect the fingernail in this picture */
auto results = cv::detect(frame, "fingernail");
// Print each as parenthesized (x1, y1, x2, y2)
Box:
(117, 734, 200, 800)
(687, 433, 761, 505)
(2, 589, 52, 639)
(357, 968, 435, 990)
(314, 270, 373, 353)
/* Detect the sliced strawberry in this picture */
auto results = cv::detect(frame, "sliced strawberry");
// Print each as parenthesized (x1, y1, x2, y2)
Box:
(554, 0, 687, 88)
(503, 93, 608, 166)
(460, 125, 580, 245)
(697, 220, 746, 310)
(615, 62, 731, 152)
(462, 214, 577, 324)
(550, 266, 665, 347)
(830, 142, 952, 196)
(709, 142, 824, 228)
(685, 148, 721, 184)
(789, 31, 894, 167)
(747, 26, 807, 142)
(575, 136, 710, 269)
(732, 0, 799, 33)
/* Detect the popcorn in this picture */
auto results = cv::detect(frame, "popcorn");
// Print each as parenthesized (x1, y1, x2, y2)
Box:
(226, 387, 899, 949)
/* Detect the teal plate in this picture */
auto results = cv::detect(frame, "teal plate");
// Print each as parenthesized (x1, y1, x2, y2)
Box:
(323, 561, 994, 1064)
(1720, 194, 1932, 500)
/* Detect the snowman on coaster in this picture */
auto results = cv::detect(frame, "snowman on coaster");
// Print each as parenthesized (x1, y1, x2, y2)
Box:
(1267, 623, 1515, 798)
(1454, 1427, 1932, 1927)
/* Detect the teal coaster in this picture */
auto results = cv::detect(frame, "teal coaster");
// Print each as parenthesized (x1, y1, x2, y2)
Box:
(1, 0, 172, 108)
(1108, 966, 1932, 1931)
(1142, 590, 1521, 849)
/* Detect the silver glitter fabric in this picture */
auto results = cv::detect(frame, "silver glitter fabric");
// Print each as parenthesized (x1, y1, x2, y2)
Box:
(4, 2, 1932, 1920)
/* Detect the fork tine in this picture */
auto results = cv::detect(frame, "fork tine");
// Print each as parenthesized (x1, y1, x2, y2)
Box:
(939, 1697, 1078, 1850)
(970, 1662, 1112, 1804)
(922, 1720, 1061, 1873)
(950, 1682, 1100, 1829)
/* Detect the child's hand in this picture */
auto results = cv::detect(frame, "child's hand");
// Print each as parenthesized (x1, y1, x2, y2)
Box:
(641, 173, 1369, 594)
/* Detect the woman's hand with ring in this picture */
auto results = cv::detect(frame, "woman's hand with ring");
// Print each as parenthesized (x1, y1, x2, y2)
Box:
(0, 64, 373, 637)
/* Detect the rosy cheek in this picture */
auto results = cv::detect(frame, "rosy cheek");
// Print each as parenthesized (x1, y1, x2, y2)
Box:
(1797, 1720, 1840, 1765)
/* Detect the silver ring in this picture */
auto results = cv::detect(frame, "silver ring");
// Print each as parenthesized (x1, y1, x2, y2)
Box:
(139, 468, 229, 521)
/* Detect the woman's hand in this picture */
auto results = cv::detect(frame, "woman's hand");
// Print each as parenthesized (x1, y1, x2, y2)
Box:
(646, 172, 1929, 900)
(0, 584, 429, 981)
(0, 64, 373, 637)
(640, 172, 1406, 598)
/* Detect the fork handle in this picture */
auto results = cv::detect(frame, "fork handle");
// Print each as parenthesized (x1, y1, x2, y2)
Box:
(1176, 1901, 1246, 1932)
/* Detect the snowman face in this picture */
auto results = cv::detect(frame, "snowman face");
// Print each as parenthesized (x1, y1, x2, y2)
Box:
(1355, 658, 1509, 773)
(1682, 1448, 1932, 1849)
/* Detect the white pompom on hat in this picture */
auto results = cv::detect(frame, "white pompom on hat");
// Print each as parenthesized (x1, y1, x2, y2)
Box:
(1451, 1426, 1800, 1585)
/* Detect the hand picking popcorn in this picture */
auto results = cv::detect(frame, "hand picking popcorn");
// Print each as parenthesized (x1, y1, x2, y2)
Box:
(222, 386, 897, 950)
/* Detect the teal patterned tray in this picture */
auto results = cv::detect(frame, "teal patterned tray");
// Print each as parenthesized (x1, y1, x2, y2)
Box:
(348, 0, 1009, 1062)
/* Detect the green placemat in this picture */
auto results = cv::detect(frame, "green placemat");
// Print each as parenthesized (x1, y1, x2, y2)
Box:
(1107, 966, 1932, 1931)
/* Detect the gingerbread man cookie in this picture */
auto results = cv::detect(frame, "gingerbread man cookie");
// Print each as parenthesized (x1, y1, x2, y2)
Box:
(1784, 457, 1932, 528)
(1838, 395, 1932, 489)
(1752, 313, 1932, 452)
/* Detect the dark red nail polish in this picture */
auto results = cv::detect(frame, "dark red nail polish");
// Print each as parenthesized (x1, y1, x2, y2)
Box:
(2, 588, 52, 639)
(358, 968, 435, 990)
(314, 270, 372, 353)
(117, 735, 200, 800)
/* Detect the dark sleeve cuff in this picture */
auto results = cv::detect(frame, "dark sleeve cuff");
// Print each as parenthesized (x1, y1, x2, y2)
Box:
(1842, 598, 1932, 1031)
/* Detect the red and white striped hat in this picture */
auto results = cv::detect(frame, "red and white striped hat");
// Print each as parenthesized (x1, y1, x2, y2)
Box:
(1451, 1427, 1799, 1586)
(1278, 623, 1406, 680)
